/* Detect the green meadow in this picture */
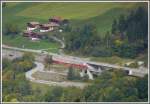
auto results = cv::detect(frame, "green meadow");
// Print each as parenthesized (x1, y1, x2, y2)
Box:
(16, 3, 135, 20)
(3, 35, 59, 52)
(2, 2, 145, 49)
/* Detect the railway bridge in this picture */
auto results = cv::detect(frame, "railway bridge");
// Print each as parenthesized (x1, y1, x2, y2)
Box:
(2, 45, 148, 80)
(52, 56, 148, 80)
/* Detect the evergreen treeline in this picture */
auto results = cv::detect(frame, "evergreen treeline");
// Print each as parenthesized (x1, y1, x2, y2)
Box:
(65, 6, 148, 58)
(111, 6, 148, 58)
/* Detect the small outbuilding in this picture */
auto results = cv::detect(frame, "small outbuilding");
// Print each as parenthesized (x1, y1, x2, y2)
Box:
(49, 16, 62, 24)
(137, 61, 144, 66)
(30, 37, 40, 41)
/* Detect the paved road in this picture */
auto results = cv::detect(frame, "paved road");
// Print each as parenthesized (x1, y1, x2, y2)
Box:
(2, 45, 148, 77)
(2, 49, 23, 60)
(25, 61, 88, 88)
(50, 36, 65, 49)
(50, 36, 66, 55)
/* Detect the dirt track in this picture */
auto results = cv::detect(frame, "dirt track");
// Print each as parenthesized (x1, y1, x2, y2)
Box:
(25, 62, 88, 88)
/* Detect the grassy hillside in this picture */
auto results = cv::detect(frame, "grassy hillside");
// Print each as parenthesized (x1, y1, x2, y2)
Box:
(2, 35, 59, 52)
(16, 3, 135, 20)
(2, 2, 146, 48)
(3, 2, 145, 34)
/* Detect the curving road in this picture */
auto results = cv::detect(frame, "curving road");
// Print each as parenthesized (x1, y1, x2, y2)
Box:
(40, 36, 65, 53)
(25, 61, 88, 88)
(50, 36, 65, 49)
(2, 35, 148, 88)
(2, 44, 148, 77)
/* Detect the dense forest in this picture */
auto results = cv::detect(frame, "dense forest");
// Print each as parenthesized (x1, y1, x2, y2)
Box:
(65, 6, 148, 58)
(2, 54, 148, 102)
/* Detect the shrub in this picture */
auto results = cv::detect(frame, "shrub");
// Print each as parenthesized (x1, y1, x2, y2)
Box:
(3, 23, 20, 36)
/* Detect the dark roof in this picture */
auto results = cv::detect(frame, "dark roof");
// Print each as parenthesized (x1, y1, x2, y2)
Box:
(28, 22, 39, 25)
(52, 16, 62, 21)
(40, 23, 59, 28)
(23, 30, 32, 34)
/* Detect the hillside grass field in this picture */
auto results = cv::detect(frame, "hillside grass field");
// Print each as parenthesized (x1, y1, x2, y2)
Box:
(16, 3, 135, 20)
(3, 35, 59, 52)
(3, 2, 144, 34)
(2, 2, 146, 50)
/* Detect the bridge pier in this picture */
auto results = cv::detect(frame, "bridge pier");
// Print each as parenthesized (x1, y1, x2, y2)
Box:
(87, 69, 94, 80)
(79, 69, 94, 80)
(93, 66, 103, 75)
(128, 70, 133, 75)
(98, 67, 102, 72)
(80, 70, 86, 77)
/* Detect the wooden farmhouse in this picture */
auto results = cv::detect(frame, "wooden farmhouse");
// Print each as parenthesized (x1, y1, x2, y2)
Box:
(27, 22, 40, 31)
(39, 23, 59, 32)
(23, 30, 40, 40)
(23, 17, 69, 40)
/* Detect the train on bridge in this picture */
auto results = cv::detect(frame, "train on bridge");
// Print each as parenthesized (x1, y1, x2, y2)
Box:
(52, 56, 88, 69)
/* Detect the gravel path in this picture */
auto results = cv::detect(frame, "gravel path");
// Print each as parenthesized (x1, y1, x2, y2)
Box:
(25, 62, 88, 88)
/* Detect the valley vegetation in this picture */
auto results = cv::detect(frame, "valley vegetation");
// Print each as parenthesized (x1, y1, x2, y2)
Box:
(65, 6, 148, 59)
(2, 55, 148, 102)
(2, 2, 148, 102)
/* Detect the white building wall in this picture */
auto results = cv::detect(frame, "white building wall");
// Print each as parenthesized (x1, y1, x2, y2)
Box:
(40, 27, 54, 32)
(49, 27, 54, 31)
(40, 29, 49, 32)
(27, 27, 36, 31)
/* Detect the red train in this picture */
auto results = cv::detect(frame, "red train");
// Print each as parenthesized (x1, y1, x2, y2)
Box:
(52, 59, 87, 69)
